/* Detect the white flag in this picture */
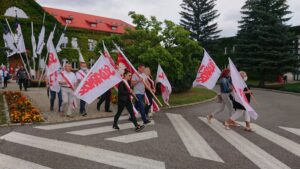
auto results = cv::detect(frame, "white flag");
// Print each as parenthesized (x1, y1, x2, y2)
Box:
(103, 41, 115, 67)
(15, 23, 26, 53)
(229, 58, 258, 120)
(193, 50, 221, 89)
(75, 54, 122, 104)
(78, 48, 85, 63)
(31, 22, 37, 58)
(46, 24, 56, 52)
(2, 24, 17, 57)
(156, 64, 172, 106)
(36, 25, 45, 55)
(46, 37, 61, 92)
(56, 24, 68, 53)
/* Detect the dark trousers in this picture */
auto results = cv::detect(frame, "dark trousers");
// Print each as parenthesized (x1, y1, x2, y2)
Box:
(4, 77, 8, 88)
(114, 100, 138, 127)
(145, 91, 153, 116)
(80, 100, 87, 114)
(50, 89, 62, 112)
(18, 79, 27, 91)
(135, 94, 147, 123)
(97, 90, 111, 111)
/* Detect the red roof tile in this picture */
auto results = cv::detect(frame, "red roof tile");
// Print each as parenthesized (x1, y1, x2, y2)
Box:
(43, 7, 134, 34)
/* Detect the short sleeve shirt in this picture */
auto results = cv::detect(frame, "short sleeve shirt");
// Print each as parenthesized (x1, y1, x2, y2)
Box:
(131, 73, 147, 95)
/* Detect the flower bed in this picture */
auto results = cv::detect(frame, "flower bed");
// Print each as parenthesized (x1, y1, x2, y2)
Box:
(3, 91, 43, 123)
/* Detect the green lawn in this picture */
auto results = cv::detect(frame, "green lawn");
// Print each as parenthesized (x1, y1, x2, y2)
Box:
(157, 87, 217, 106)
(278, 83, 300, 93)
(0, 94, 6, 124)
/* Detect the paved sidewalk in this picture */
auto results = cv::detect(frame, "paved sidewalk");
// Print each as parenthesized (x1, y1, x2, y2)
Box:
(2, 81, 120, 123)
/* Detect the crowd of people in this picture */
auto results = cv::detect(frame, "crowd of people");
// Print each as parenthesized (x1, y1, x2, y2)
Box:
(48, 62, 155, 132)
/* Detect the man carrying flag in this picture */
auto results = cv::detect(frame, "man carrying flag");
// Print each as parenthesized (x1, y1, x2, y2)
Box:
(76, 61, 89, 116)
(144, 67, 156, 117)
(97, 42, 115, 112)
(46, 38, 62, 113)
(58, 63, 77, 118)
(155, 64, 172, 106)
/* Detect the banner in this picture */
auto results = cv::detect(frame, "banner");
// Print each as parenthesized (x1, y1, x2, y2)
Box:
(75, 55, 122, 104)
(46, 37, 61, 92)
(2, 23, 17, 57)
(103, 41, 116, 67)
(229, 58, 258, 120)
(36, 25, 45, 55)
(31, 22, 37, 58)
(15, 23, 26, 53)
(193, 50, 221, 89)
(156, 64, 172, 106)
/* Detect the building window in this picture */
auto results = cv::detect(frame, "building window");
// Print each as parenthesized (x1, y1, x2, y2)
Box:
(66, 19, 72, 24)
(89, 58, 95, 67)
(91, 23, 97, 27)
(71, 37, 78, 49)
(232, 45, 236, 53)
(111, 26, 117, 30)
(63, 37, 68, 48)
(88, 39, 97, 51)
(72, 60, 78, 69)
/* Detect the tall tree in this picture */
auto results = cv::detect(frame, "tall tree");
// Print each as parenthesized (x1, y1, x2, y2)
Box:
(180, 0, 221, 49)
(236, 0, 297, 86)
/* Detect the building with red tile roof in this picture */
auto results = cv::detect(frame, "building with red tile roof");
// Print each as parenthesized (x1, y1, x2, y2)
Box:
(43, 7, 134, 34)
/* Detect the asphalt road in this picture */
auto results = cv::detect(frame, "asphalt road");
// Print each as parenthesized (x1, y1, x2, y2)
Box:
(0, 89, 299, 169)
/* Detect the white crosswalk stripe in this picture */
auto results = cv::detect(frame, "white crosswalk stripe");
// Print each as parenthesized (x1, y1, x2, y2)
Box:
(0, 132, 166, 169)
(166, 113, 224, 163)
(34, 116, 128, 130)
(0, 153, 52, 169)
(200, 117, 291, 169)
(248, 123, 300, 157)
(106, 131, 158, 143)
(279, 126, 300, 137)
(67, 121, 155, 136)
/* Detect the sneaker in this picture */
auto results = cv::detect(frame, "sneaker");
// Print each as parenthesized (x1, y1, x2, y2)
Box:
(244, 127, 253, 132)
(81, 113, 87, 117)
(113, 124, 120, 130)
(135, 125, 145, 132)
(144, 120, 151, 125)
(207, 115, 213, 124)
(224, 121, 230, 130)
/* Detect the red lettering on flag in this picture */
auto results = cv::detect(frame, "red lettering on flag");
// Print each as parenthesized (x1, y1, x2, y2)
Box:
(48, 53, 58, 66)
(196, 59, 216, 83)
(159, 72, 165, 80)
(79, 65, 116, 96)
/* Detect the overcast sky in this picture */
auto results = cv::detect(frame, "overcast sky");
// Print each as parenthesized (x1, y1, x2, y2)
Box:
(36, 0, 300, 37)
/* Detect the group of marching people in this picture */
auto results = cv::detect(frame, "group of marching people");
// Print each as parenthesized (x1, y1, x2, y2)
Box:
(207, 69, 253, 132)
(47, 61, 155, 132)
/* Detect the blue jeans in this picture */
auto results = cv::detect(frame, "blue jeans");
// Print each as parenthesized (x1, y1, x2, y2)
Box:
(135, 94, 147, 123)
(50, 89, 62, 112)
(80, 100, 86, 114)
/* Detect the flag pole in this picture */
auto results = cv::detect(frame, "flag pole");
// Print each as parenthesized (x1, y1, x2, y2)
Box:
(31, 22, 36, 78)
(38, 24, 56, 85)
(113, 42, 163, 107)
(5, 18, 31, 80)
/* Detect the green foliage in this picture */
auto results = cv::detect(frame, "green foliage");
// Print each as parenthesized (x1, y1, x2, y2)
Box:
(0, 0, 112, 69)
(96, 12, 203, 92)
(180, 0, 221, 50)
(236, 0, 298, 87)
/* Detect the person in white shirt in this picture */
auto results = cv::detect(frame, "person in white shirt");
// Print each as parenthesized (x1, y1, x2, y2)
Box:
(131, 64, 151, 124)
(0, 67, 3, 89)
(58, 63, 77, 118)
(76, 62, 89, 116)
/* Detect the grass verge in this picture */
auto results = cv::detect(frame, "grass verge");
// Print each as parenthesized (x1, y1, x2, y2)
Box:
(0, 93, 6, 124)
(157, 87, 217, 106)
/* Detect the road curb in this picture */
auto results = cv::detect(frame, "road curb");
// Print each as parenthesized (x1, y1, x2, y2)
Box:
(253, 87, 300, 96)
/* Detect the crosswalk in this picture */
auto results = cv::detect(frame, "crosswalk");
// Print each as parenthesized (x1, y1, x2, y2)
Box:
(0, 113, 299, 169)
